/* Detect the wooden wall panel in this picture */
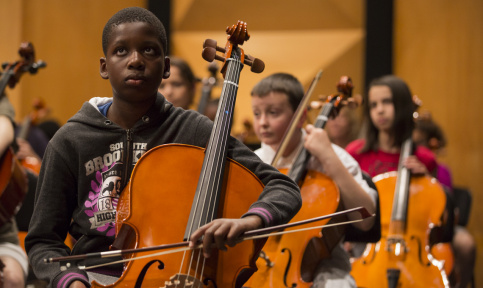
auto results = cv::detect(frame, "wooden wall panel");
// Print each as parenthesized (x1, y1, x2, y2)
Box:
(170, 0, 365, 134)
(395, 0, 483, 284)
(0, 0, 146, 124)
(0, 1, 23, 113)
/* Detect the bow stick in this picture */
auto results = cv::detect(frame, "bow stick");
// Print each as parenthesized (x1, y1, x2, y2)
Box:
(45, 206, 373, 269)
(271, 70, 323, 166)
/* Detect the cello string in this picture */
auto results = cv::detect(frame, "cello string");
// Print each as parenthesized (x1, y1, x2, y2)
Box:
(205, 54, 241, 236)
(194, 53, 241, 286)
(179, 60, 235, 285)
(187, 62, 231, 286)
(182, 55, 240, 287)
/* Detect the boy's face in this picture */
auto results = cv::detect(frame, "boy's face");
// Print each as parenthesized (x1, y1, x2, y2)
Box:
(251, 91, 294, 148)
(100, 21, 169, 103)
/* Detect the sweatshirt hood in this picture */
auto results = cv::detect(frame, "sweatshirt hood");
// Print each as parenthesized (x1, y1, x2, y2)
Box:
(67, 93, 171, 130)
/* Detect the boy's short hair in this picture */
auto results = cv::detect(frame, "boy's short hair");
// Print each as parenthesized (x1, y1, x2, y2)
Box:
(102, 7, 167, 55)
(251, 73, 305, 112)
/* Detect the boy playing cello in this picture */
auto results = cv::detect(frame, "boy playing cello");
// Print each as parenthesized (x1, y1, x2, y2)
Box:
(25, 7, 301, 288)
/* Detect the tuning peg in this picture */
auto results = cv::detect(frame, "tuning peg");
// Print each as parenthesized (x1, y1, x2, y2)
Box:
(202, 38, 264, 73)
(244, 55, 264, 73)
(29, 60, 47, 74)
(203, 39, 226, 53)
(202, 47, 225, 63)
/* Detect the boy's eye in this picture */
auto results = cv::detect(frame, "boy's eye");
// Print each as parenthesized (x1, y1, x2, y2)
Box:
(269, 110, 279, 116)
(144, 47, 160, 56)
(115, 47, 127, 55)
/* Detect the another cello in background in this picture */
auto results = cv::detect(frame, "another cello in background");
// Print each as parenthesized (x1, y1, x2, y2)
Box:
(0, 42, 45, 226)
(197, 61, 219, 118)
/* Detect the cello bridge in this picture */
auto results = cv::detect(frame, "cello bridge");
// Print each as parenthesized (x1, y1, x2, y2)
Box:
(162, 274, 203, 288)
(259, 250, 274, 267)
(386, 237, 409, 257)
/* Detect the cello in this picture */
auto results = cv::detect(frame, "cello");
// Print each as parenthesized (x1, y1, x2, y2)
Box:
(350, 136, 450, 287)
(84, 21, 266, 288)
(197, 62, 219, 116)
(247, 76, 362, 287)
(0, 42, 45, 226)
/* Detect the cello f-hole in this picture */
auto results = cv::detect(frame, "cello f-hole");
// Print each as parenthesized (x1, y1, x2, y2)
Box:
(281, 248, 296, 288)
(134, 260, 164, 288)
(410, 235, 431, 267)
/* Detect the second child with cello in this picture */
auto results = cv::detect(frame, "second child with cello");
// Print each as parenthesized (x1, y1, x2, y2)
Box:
(249, 73, 376, 287)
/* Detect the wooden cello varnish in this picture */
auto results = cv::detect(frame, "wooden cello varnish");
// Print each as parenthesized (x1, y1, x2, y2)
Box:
(350, 139, 450, 288)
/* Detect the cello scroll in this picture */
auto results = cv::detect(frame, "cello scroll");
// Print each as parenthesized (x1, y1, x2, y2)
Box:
(202, 21, 264, 76)
(0, 42, 46, 94)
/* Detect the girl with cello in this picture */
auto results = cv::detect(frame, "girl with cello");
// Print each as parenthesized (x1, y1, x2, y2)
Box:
(346, 75, 452, 287)
(25, 7, 302, 288)
(249, 73, 376, 287)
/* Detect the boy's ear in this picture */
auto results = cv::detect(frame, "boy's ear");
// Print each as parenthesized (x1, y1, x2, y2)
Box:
(100, 57, 109, 79)
(163, 56, 171, 79)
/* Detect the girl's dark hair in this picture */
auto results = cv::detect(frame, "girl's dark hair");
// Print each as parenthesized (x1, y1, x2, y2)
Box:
(169, 57, 196, 88)
(362, 75, 416, 152)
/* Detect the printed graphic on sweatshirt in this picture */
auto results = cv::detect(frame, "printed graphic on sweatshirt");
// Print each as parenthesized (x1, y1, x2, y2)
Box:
(85, 163, 121, 236)
(83, 141, 148, 236)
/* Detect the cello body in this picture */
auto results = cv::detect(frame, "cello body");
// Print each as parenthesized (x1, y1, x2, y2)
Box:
(246, 170, 340, 288)
(351, 171, 449, 288)
(0, 148, 28, 226)
(91, 144, 265, 288)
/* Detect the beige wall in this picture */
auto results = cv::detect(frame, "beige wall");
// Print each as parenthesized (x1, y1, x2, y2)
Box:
(394, 0, 483, 285)
(170, 0, 365, 134)
(0, 0, 146, 124)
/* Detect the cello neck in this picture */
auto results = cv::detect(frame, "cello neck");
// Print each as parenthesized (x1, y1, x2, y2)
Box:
(197, 63, 218, 114)
(287, 95, 337, 185)
(184, 48, 244, 240)
(0, 67, 14, 100)
(17, 115, 32, 140)
(389, 138, 413, 234)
